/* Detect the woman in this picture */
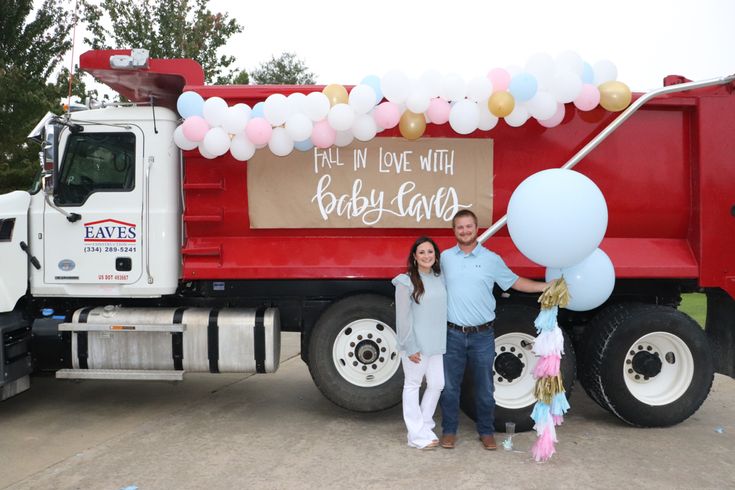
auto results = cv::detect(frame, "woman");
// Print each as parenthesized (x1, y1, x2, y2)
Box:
(392, 236, 447, 449)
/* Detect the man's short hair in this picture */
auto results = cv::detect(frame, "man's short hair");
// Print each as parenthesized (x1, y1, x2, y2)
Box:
(452, 209, 478, 227)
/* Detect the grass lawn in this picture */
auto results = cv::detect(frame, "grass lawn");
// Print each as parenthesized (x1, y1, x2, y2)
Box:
(679, 293, 706, 327)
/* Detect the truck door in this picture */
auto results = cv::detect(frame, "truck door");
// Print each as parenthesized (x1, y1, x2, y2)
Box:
(43, 126, 144, 286)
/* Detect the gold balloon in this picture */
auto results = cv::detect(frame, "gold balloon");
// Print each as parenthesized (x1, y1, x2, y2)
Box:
(598, 81, 632, 112)
(322, 84, 348, 106)
(399, 110, 426, 140)
(488, 91, 515, 118)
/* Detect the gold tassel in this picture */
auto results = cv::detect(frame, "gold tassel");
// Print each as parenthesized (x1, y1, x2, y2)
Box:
(534, 375, 565, 404)
(538, 277, 571, 309)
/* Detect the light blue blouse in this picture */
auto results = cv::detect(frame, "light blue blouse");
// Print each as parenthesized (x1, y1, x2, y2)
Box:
(392, 271, 447, 356)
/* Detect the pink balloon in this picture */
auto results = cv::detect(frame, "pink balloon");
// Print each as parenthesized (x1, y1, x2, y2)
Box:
(574, 84, 601, 111)
(245, 117, 273, 146)
(487, 68, 511, 92)
(538, 103, 566, 128)
(372, 102, 401, 129)
(426, 97, 451, 124)
(311, 120, 337, 148)
(182, 116, 210, 142)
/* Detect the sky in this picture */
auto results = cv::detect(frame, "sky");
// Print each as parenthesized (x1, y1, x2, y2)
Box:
(60, 0, 734, 92)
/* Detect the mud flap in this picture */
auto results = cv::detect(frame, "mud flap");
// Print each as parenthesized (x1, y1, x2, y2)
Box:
(706, 288, 735, 378)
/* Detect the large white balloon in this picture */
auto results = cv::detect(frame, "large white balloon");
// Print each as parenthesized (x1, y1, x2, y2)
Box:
(230, 133, 256, 161)
(264, 93, 290, 126)
(381, 70, 411, 104)
(477, 103, 499, 131)
(593, 59, 618, 85)
(504, 104, 530, 127)
(285, 113, 313, 142)
(202, 97, 228, 127)
(328, 103, 356, 131)
(349, 84, 378, 114)
(441, 74, 467, 102)
(507, 168, 608, 268)
(549, 71, 583, 103)
(466, 76, 493, 103)
(527, 91, 557, 121)
(419, 69, 443, 98)
(449, 99, 479, 135)
(352, 114, 378, 141)
(303, 92, 331, 121)
(173, 125, 198, 151)
(525, 52, 555, 89)
(546, 248, 615, 311)
(202, 127, 230, 156)
(268, 127, 294, 157)
(222, 105, 249, 134)
(335, 130, 354, 147)
(406, 89, 430, 114)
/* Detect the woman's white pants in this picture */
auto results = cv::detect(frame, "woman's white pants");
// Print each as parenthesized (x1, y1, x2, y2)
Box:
(401, 353, 444, 448)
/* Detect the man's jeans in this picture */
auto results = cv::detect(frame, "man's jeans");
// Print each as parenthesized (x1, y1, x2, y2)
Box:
(440, 327, 496, 436)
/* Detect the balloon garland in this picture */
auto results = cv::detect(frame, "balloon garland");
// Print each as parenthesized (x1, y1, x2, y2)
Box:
(173, 51, 633, 159)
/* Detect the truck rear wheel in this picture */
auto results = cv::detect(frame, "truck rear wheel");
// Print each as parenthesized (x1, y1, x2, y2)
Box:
(307, 294, 403, 412)
(580, 303, 713, 427)
(460, 303, 576, 432)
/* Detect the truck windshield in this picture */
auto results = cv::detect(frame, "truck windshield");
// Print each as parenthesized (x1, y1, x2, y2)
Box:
(55, 132, 135, 206)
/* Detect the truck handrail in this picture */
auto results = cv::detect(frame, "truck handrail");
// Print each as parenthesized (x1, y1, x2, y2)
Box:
(478, 73, 735, 244)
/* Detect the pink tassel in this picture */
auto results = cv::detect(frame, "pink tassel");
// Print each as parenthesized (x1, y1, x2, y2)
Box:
(552, 414, 564, 426)
(533, 354, 561, 378)
(531, 428, 557, 462)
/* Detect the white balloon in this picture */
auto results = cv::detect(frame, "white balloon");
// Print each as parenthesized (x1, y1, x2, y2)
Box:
(419, 69, 443, 98)
(448, 99, 479, 135)
(287, 92, 307, 114)
(264, 93, 290, 126)
(525, 52, 555, 88)
(527, 91, 557, 120)
(335, 130, 354, 147)
(221, 106, 249, 134)
(504, 105, 530, 127)
(466, 77, 493, 103)
(173, 125, 198, 151)
(303, 92, 330, 121)
(202, 127, 230, 156)
(406, 89, 430, 114)
(593, 59, 618, 85)
(546, 248, 615, 311)
(285, 113, 313, 141)
(352, 114, 377, 141)
(202, 97, 228, 127)
(555, 50, 585, 76)
(441, 74, 467, 102)
(477, 103, 499, 131)
(198, 142, 217, 159)
(268, 127, 294, 156)
(349, 84, 378, 114)
(507, 168, 608, 268)
(381, 70, 411, 104)
(327, 103, 356, 131)
(549, 71, 583, 103)
(230, 133, 256, 161)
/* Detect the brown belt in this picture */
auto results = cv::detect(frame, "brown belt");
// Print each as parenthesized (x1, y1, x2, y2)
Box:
(447, 321, 494, 333)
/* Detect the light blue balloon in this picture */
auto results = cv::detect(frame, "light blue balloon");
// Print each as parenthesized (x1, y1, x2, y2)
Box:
(176, 91, 204, 118)
(581, 62, 594, 84)
(252, 102, 265, 118)
(508, 73, 538, 102)
(294, 138, 314, 152)
(360, 75, 383, 104)
(546, 248, 615, 311)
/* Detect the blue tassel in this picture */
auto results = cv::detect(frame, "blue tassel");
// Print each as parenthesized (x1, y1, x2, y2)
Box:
(534, 306, 558, 333)
(531, 401, 551, 424)
(551, 392, 570, 415)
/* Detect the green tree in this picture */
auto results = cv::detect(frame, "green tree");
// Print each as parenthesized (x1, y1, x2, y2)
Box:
(250, 53, 316, 85)
(82, 0, 242, 84)
(0, 0, 75, 194)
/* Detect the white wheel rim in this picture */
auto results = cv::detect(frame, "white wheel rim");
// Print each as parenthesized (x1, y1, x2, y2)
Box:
(622, 331, 694, 406)
(494, 332, 538, 409)
(332, 318, 400, 387)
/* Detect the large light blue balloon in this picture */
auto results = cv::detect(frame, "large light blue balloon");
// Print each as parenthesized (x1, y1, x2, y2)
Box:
(508, 73, 538, 102)
(177, 91, 204, 118)
(546, 248, 615, 311)
(360, 75, 383, 105)
(252, 101, 266, 118)
(507, 168, 608, 268)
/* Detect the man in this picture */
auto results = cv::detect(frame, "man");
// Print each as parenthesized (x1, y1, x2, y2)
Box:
(439, 209, 548, 450)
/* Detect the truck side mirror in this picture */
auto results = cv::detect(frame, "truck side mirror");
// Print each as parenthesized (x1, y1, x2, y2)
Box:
(40, 124, 57, 195)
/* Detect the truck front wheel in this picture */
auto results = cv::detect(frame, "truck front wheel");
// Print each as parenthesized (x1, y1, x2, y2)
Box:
(580, 304, 714, 427)
(460, 303, 576, 432)
(307, 294, 403, 412)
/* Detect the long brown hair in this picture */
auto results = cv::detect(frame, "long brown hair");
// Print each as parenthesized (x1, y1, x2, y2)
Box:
(407, 236, 441, 304)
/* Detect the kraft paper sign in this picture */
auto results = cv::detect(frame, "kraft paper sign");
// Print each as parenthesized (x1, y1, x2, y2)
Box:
(247, 137, 493, 228)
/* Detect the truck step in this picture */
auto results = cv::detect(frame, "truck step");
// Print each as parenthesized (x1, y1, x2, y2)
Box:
(55, 369, 185, 381)
(58, 323, 186, 333)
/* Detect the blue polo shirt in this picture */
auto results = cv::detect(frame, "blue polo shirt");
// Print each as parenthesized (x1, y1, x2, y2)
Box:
(441, 243, 519, 326)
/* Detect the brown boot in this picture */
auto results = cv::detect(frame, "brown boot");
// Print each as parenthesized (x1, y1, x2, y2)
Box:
(440, 434, 456, 449)
(480, 434, 497, 450)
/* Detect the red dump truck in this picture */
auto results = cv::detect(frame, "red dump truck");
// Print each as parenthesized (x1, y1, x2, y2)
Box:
(1, 49, 733, 431)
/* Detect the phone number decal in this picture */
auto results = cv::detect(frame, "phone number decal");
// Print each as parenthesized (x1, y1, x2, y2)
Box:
(83, 245, 138, 253)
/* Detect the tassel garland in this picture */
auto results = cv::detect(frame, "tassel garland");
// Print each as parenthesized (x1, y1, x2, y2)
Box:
(529, 277, 570, 462)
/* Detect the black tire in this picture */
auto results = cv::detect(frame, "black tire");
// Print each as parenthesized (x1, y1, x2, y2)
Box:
(460, 303, 576, 433)
(580, 303, 714, 427)
(307, 294, 403, 412)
